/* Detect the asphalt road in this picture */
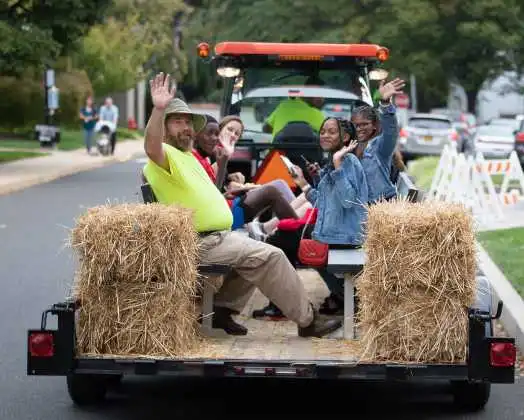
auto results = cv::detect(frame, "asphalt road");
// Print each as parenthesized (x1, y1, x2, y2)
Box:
(0, 156, 523, 419)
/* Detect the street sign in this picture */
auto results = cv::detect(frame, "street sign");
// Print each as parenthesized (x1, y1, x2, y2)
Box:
(395, 93, 410, 108)
(35, 125, 60, 144)
(46, 69, 55, 88)
(47, 86, 59, 110)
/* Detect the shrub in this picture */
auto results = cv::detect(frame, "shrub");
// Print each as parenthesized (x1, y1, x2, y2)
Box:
(0, 69, 93, 131)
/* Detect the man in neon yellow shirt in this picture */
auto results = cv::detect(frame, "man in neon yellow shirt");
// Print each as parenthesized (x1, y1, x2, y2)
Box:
(143, 72, 341, 337)
(262, 96, 326, 139)
(262, 77, 326, 140)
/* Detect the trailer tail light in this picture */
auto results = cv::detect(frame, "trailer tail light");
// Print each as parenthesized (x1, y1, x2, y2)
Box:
(490, 342, 516, 367)
(516, 132, 524, 143)
(29, 332, 54, 357)
(233, 367, 245, 375)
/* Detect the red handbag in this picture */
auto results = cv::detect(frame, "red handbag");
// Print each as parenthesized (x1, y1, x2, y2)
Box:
(296, 206, 328, 267)
(298, 239, 329, 267)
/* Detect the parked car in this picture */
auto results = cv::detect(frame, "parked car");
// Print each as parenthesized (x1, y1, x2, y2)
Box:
(514, 119, 524, 166)
(398, 113, 462, 161)
(430, 108, 477, 137)
(473, 124, 516, 159)
(487, 117, 521, 131)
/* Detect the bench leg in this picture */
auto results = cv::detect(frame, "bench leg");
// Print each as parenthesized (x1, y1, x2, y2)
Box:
(343, 273, 355, 339)
(201, 277, 218, 335)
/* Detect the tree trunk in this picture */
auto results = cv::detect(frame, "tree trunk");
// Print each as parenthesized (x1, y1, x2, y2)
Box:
(416, 87, 447, 113)
(465, 89, 478, 114)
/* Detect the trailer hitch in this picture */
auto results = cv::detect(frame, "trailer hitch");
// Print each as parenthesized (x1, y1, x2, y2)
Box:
(469, 300, 503, 322)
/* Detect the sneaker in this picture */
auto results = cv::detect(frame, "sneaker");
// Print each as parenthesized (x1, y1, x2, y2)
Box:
(246, 220, 267, 241)
(252, 302, 286, 321)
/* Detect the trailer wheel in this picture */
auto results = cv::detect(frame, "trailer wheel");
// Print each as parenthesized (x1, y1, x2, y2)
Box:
(451, 381, 491, 412)
(66, 373, 108, 406)
(104, 373, 123, 388)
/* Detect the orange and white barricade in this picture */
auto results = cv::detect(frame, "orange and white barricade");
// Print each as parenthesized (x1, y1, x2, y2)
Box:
(475, 151, 524, 206)
(427, 144, 504, 223)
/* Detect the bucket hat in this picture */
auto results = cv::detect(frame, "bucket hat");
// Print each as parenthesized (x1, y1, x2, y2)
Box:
(164, 98, 207, 133)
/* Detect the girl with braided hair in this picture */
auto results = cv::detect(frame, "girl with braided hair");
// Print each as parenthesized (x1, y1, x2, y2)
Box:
(252, 116, 369, 320)
(350, 77, 406, 203)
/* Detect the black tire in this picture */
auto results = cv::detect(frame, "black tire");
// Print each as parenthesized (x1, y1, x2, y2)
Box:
(451, 381, 491, 412)
(66, 373, 108, 407)
(105, 373, 123, 388)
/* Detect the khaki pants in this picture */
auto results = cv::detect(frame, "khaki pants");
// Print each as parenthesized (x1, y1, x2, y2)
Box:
(199, 231, 314, 328)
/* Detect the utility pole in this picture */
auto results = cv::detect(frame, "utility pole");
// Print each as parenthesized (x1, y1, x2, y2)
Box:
(36, 66, 60, 147)
(410, 73, 417, 113)
(44, 66, 51, 125)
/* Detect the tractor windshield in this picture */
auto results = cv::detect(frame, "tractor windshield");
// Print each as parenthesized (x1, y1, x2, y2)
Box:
(227, 67, 373, 141)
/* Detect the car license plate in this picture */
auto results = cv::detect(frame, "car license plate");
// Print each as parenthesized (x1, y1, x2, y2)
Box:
(424, 136, 433, 142)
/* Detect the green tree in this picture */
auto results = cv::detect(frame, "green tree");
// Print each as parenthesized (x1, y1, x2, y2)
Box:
(0, 0, 112, 75)
(182, 0, 524, 111)
(373, 0, 524, 112)
(74, 0, 189, 95)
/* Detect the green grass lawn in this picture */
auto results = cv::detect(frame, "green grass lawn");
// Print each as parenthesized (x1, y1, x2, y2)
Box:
(0, 127, 143, 151)
(407, 157, 440, 191)
(0, 151, 49, 163)
(477, 227, 524, 297)
(0, 139, 41, 149)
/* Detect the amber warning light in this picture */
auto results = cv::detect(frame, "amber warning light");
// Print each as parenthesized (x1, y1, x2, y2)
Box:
(376, 47, 389, 62)
(197, 42, 210, 58)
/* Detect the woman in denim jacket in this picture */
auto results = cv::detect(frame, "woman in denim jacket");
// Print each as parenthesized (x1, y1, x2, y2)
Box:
(315, 78, 408, 314)
(252, 117, 369, 321)
(352, 77, 406, 204)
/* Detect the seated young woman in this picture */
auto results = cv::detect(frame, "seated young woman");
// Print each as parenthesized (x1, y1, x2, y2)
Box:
(252, 117, 369, 320)
(193, 115, 301, 234)
(216, 116, 313, 239)
(212, 115, 312, 237)
(350, 77, 406, 204)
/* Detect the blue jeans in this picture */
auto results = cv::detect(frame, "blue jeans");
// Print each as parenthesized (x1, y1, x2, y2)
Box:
(84, 128, 94, 151)
(231, 197, 245, 230)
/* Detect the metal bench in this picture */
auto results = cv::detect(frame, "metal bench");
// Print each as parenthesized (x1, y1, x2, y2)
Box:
(326, 171, 422, 339)
(140, 182, 230, 334)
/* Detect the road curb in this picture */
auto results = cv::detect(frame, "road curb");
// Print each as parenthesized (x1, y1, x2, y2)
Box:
(477, 242, 524, 353)
(0, 149, 143, 196)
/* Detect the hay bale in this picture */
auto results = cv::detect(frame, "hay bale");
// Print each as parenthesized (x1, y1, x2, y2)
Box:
(357, 199, 477, 363)
(69, 203, 202, 357)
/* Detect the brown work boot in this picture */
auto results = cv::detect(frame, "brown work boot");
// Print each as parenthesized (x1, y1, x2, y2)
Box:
(212, 306, 248, 336)
(298, 306, 342, 338)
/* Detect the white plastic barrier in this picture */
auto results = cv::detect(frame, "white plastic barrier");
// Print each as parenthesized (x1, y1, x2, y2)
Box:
(427, 144, 504, 223)
(428, 144, 459, 201)
(475, 151, 524, 205)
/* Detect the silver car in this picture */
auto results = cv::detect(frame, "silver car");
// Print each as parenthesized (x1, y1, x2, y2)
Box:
(473, 124, 516, 159)
(398, 113, 459, 161)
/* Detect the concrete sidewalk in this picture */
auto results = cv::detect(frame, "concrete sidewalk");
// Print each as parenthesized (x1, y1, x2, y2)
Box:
(0, 138, 145, 196)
